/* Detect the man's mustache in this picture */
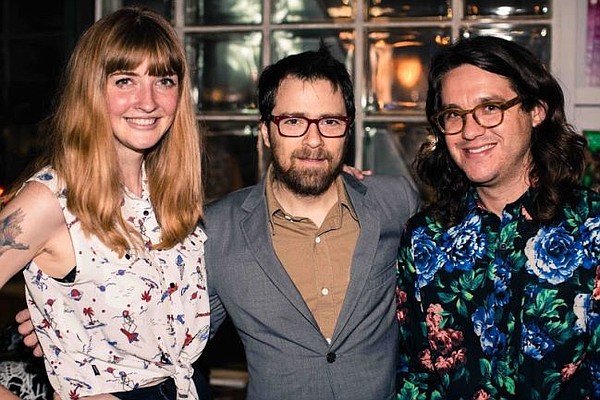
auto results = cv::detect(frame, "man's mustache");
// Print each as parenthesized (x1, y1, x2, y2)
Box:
(292, 148, 333, 162)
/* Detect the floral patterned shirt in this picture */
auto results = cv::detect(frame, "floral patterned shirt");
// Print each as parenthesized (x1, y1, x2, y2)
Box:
(396, 187, 600, 400)
(22, 167, 210, 400)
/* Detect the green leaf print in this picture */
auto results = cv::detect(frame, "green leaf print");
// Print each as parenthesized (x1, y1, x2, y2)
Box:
(543, 371, 561, 399)
(396, 381, 421, 400)
(479, 358, 492, 377)
(504, 376, 516, 395)
(438, 292, 457, 304)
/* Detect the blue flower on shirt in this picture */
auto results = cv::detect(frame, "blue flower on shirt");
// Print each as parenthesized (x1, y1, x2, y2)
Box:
(524, 225, 583, 284)
(472, 306, 494, 337)
(472, 306, 505, 356)
(573, 293, 590, 334)
(37, 172, 54, 181)
(581, 216, 600, 269)
(412, 227, 442, 288)
(490, 259, 511, 307)
(589, 359, 600, 398)
(521, 323, 555, 360)
(480, 325, 506, 357)
(440, 213, 486, 272)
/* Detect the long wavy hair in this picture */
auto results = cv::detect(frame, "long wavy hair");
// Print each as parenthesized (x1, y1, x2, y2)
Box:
(417, 35, 586, 226)
(26, 7, 203, 254)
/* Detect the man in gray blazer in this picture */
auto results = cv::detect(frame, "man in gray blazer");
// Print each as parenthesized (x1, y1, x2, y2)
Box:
(203, 45, 419, 400)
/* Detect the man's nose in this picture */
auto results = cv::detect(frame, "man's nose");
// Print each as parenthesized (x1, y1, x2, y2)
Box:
(302, 121, 324, 147)
(461, 112, 485, 139)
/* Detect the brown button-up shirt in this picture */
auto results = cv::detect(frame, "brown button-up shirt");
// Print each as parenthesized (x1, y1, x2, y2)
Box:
(266, 169, 360, 341)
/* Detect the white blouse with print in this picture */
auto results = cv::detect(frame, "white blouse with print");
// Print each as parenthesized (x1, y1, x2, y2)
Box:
(22, 167, 210, 400)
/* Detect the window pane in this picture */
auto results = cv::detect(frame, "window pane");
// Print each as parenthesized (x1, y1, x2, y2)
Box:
(185, 0, 262, 25)
(586, 0, 600, 87)
(271, 0, 353, 24)
(204, 122, 260, 200)
(460, 25, 551, 67)
(464, 1, 550, 18)
(368, 0, 451, 20)
(363, 122, 430, 194)
(366, 28, 451, 113)
(271, 30, 354, 75)
(186, 32, 262, 112)
(102, 0, 173, 19)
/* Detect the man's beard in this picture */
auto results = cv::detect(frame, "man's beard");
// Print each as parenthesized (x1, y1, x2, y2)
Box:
(272, 146, 344, 196)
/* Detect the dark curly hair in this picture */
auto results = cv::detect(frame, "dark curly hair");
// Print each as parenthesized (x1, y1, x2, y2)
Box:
(416, 35, 586, 226)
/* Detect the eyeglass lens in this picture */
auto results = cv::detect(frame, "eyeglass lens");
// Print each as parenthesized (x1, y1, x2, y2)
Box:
(276, 116, 348, 137)
(436, 97, 520, 135)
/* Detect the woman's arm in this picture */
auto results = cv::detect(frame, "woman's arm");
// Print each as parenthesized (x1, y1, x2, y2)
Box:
(0, 181, 71, 289)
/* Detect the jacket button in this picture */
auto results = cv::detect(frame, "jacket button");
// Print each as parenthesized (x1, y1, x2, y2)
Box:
(326, 352, 336, 363)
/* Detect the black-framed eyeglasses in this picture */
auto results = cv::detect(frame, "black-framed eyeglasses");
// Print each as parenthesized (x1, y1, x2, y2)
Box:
(432, 96, 522, 135)
(268, 114, 351, 138)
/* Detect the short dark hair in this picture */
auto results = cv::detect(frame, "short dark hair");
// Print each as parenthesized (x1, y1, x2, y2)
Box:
(417, 35, 586, 225)
(257, 44, 355, 123)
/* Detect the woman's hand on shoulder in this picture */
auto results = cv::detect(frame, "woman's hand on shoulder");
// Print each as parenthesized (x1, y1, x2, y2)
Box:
(342, 165, 373, 181)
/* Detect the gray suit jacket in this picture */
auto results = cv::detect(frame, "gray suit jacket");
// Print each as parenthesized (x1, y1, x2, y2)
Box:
(203, 173, 419, 400)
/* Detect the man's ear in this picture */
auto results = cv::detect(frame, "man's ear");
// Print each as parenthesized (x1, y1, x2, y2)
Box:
(260, 121, 272, 148)
(531, 101, 547, 128)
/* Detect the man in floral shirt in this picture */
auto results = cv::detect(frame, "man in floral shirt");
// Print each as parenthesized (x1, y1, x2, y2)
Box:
(396, 36, 600, 400)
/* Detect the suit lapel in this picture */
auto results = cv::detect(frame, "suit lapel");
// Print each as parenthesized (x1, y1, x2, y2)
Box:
(239, 180, 320, 330)
(331, 175, 380, 342)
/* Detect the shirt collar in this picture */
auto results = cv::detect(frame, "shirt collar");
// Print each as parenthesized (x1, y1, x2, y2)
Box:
(466, 186, 534, 218)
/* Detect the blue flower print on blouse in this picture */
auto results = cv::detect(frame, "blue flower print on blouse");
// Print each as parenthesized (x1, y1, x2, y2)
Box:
(396, 188, 600, 400)
(572, 293, 600, 336)
(440, 213, 486, 273)
(591, 362, 600, 399)
(472, 306, 494, 337)
(412, 226, 442, 289)
(472, 306, 506, 356)
(489, 258, 512, 307)
(573, 293, 591, 334)
(581, 216, 600, 269)
(521, 323, 556, 360)
(525, 225, 584, 284)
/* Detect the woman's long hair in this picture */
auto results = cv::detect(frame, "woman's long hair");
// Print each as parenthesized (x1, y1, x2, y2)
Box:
(43, 7, 202, 254)
(417, 35, 586, 226)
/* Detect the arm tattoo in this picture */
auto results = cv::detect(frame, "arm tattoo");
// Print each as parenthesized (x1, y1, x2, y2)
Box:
(0, 209, 30, 257)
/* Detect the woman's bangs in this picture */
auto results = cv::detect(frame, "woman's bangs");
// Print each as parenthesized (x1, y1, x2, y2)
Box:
(145, 46, 183, 78)
(106, 33, 183, 78)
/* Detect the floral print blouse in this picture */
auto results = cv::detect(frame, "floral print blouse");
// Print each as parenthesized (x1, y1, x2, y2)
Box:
(396, 188, 600, 400)
(22, 168, 210, 400)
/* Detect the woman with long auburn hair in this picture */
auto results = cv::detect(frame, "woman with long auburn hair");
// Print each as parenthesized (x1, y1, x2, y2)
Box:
(0, 7, 209, 399)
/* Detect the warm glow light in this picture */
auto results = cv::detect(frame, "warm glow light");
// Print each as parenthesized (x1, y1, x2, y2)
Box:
(327, 5, 352, 18)
(434, 35, 451, 46)
(395, 56, 422, 89)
